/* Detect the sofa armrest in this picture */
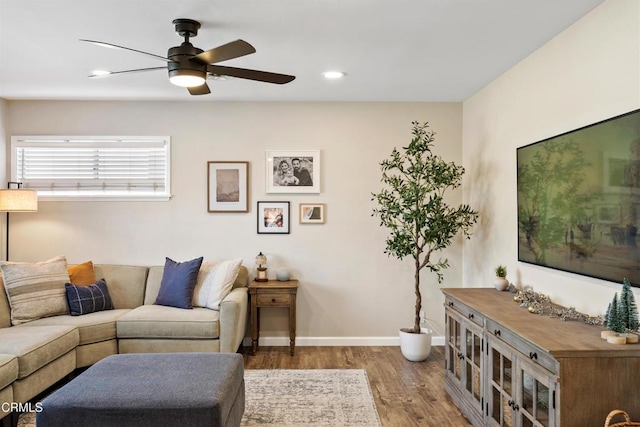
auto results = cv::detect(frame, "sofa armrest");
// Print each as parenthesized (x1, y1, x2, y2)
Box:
(219, 287, 248, 353)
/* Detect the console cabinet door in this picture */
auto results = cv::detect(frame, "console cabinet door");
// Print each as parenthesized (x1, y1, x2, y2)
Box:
(515, 358, 556, 427)
(487, 337, 516, 427)
(487, 337, 558, 427)
(445, 309, 484, 421)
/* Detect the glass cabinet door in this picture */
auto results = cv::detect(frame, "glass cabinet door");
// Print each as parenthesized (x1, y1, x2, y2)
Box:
(463, 323, 483, 409)
(516, 360, 555, 427)
(445, 312, 462, 383)
(487, 338, 515, 427)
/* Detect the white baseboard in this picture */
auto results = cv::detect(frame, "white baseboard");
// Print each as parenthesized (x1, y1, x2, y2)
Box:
(243, 336, 445, 347)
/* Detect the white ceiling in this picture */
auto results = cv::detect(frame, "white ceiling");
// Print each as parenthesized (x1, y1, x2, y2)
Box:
(0, 0, 605, 102)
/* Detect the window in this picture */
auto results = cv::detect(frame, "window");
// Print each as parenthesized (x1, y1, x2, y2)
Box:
(11, 136, 171, 200)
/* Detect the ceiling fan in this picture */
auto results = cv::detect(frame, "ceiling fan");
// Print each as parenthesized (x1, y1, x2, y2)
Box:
(80, 18, 295, 95)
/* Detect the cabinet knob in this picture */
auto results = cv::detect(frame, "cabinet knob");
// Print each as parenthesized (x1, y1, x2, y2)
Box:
(494, 329, 501, 336)
(468, 313, 474, 319)
(508, 400, 514, 408)
(448, 301, 454, 307)
(271, 298, 276, 303)
(529, 352, 538, 360)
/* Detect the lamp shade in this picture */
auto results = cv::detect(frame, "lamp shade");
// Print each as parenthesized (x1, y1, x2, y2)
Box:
(255, 252, 267, 267)
(0, 189, 38, 212)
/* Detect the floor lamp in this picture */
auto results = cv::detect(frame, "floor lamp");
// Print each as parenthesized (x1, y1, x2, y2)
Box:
(0, 182, 38, 261)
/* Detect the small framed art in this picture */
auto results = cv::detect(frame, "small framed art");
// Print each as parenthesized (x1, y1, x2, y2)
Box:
(257, 201, 290, 234)
(300, 203, 325, 224)
(207, 161, 249, 212)
(266, 150, 320, 194)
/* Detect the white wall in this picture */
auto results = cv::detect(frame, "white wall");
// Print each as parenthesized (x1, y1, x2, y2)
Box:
(5, 101, 463, 342)
(462, 0, 640, 314)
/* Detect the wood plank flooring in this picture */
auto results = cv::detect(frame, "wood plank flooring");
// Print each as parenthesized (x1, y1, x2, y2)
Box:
(242, 346, 472, 427)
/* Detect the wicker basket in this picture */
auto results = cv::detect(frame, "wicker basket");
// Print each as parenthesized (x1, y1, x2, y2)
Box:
(605, 410, 640, 427)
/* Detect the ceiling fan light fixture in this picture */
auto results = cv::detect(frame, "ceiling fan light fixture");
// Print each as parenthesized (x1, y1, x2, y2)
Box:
(89, 70, 112, 78)
(168, 68, 206, 87)
(322, 71, 345, 79)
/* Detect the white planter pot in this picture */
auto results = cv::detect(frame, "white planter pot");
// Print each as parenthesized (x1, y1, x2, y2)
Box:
(399, 327, 432, 362)
(494, 277, 509, 291)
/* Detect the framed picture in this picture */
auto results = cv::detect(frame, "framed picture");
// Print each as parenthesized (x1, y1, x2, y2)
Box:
(257, 201, 290, 234)
(207, 161, 249, 212)
(517, 108, 640, 287)
(300, 203, 325, 224)
(266, 150, 320, 194)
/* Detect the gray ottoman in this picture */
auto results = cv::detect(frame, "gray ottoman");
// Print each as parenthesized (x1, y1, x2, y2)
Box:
(37, 353, 245, 427)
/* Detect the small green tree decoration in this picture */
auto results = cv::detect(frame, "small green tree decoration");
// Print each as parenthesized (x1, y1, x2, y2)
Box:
(605, 293, 624, 333)
(495, 266, 507, 278)
(620, 278, 639, 332)
(372, 121, 479, 334)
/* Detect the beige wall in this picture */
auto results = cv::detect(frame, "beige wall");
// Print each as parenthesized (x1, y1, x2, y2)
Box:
(462, 0, 640, 313)
(4, 101, 462, 343)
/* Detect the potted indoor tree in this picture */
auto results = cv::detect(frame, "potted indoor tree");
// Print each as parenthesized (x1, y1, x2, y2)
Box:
(372, 121, 479, 361)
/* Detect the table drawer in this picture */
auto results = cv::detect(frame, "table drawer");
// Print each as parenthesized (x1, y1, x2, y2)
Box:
(445, 296, 484, 328)
(486, 318, 558, 374)
(256, 294, 291, 306)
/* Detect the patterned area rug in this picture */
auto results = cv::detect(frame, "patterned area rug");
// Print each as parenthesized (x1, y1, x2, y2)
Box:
(18, 368, 381, 427)
(243, 369, 381, 426)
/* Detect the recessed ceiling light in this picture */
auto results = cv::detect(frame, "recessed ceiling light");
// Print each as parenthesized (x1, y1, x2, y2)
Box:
(89, 70, 112, 78)
(322, 71, 345, 79)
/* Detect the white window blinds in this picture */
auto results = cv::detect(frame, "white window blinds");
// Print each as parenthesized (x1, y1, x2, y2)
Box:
(11, 136, 171, 200)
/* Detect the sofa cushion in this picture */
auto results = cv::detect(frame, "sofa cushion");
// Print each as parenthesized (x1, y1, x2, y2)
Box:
(19, 309, 130, 346)
(0, 325, 78, 379)
(154, 257, 203, 309)
(93, 265, 148, 309)
(193, 259, 242, 310)
(0, 353, 18, 390)
(117, 305, 220, 339)
(65, 279, 114, 316)
(0, 256, 70, 325)
(67, 261, 96, 285)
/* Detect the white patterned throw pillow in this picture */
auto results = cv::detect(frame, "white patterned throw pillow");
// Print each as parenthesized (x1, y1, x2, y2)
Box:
(0, 256, 70, 325)
(192, 258, 242, 310)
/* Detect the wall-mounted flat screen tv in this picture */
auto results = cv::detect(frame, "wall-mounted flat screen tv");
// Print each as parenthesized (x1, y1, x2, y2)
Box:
(517, 109, 640, 287)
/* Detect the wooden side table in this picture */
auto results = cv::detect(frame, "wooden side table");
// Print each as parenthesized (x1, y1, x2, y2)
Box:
(248, 279, 298, 356)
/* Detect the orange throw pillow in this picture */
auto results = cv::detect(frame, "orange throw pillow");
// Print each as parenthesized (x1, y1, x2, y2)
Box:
(68, 261, 96, 286)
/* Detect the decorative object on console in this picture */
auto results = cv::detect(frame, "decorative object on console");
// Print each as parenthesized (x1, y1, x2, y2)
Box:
(266, 150, 320, 194)
(372, 121, 479, 361)
(257, 201, 290, 234)
(299, 203, 325, 224)
(494, 265, 509, 291)
(81, 19, 295, 96)
(255, 252, 268, 282)
(276, 267, 290, 281)
(0, 181, 38, 260)
(207, 161, 249, 213)
(517, 108, 640, 287)
(602, 278, 640, 344)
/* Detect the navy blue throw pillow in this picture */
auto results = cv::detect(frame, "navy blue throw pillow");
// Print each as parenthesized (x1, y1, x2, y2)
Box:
(154, 257, 204, 309)
(65, 279, 114, 316)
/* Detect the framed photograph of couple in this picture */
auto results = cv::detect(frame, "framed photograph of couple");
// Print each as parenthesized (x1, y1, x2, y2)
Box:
(207, 161, 249, 213)
(257, 201, 290, 234)
(266, 150, 320, 194)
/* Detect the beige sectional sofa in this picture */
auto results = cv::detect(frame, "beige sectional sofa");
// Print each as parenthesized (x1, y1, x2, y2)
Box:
(0, 263, 248, 426)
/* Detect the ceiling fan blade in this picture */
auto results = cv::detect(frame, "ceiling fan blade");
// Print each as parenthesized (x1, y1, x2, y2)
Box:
(187, 83, 211, 96)
(80, 39, 170, 63)
(89, 67, 166, 78)
(192, 40, 256, 65)
(207, 65, 295, 84)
